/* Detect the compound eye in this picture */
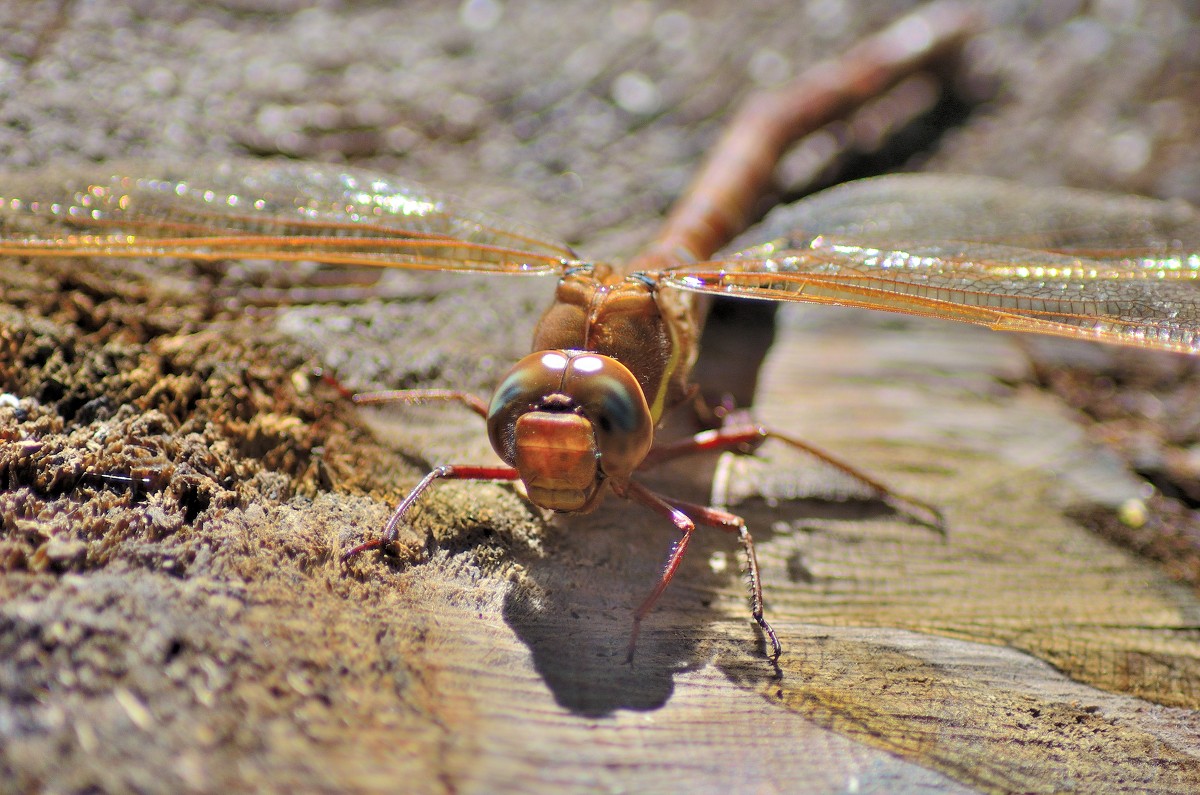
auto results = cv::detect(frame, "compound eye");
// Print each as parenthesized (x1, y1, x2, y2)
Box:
(561, 355, 653, 482)
(486, 351, 571, 465)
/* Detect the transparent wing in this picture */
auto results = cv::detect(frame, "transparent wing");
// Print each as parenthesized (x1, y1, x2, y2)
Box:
(0, 161, 575, 274)
(660, 174, 1200, 354)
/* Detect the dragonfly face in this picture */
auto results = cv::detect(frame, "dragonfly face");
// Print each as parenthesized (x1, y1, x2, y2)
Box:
(487, 349, 654, 513)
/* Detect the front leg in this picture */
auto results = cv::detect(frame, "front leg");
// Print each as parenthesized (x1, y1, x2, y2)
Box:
(343, 463, 521, 560)
(340, 385, 516, 559)
(613, 479, 782, 666)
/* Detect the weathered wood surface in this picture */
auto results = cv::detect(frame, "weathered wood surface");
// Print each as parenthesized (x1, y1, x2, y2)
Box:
(3, 2, 1200, 793)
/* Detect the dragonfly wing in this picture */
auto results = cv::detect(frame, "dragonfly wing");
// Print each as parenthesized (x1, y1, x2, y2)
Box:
(661, 175, 1200, 354)
(728, 172, 1200, 253)
(0, 161, 575, 274)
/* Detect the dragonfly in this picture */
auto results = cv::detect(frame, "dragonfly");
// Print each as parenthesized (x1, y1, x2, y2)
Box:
(3, 2, 1200, 662)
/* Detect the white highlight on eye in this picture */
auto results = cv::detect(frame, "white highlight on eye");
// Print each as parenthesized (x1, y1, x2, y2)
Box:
(540, 352, 569, 370)
(573, 356, 604, 373)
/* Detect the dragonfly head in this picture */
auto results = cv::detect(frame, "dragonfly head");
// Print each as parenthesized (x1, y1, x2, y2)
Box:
(487, 350, 654, 512)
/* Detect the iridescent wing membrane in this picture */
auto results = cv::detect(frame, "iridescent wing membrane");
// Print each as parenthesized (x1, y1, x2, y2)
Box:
(662, 174, 1200, 354)
(2, 164, 1200, 354)
(0, 161, 573, 274)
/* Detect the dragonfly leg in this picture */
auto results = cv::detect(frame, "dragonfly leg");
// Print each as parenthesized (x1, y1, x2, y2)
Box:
(766, 428, 944, 533)
(341, 464, 519, 560)
(352, 388, 490, 419)
(644, 422, 945, 534)
(310, 370, 491, 419)
(615, 480, 782, 664)
(332, 380, 508, 557)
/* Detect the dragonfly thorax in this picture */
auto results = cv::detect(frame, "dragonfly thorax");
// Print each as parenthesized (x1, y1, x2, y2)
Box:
(531, 269, 700, 424)
(486, 349, 654, 512)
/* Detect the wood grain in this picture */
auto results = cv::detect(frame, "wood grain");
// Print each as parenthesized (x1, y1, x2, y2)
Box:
(3, 2, 1200, 793)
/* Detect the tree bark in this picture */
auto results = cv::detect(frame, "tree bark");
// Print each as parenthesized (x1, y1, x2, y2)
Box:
(3, 2, 1200, 793)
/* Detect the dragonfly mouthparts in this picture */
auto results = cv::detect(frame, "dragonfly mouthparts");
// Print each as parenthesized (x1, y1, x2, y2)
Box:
(538, 392, 576, 411)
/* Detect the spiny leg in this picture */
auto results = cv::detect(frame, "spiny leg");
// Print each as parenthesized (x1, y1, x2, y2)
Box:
(653, 492, 780, 664)
(764, 427, 944, 533)
(616, 480, 782, 664)
(643, 423, 944, 534)
(353, 388, 490, 418)
(338, 384, 510, 559)
(342, 464, 520, 560)
(311, 370, 491, 419)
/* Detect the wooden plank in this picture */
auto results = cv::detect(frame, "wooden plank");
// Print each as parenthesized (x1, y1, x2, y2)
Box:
(3, 2, 1200, 793)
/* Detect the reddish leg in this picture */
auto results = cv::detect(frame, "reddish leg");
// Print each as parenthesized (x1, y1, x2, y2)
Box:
(326, 382, 506, 559)
(341, 464, 519, 560)
(643, 423, 944, 534)
(352, 388, 490, 419)
(615, 480, 782, 664)
(310, 371, 490, 418)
